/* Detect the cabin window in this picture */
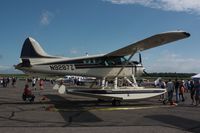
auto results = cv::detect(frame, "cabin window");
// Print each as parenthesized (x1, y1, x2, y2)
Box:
(105, 56, 125, 65)
(91, 59, 95, 64)
(82, 56, 128, 66)
(95, 58, 103, 64)
(83, 59, 96, 64)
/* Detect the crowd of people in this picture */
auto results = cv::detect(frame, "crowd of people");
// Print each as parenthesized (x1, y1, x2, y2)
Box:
(0, 77, 17, 87)
(1, 76, 200, 106)
(157, 78, 200, 106)
(22, 77, 46, 102)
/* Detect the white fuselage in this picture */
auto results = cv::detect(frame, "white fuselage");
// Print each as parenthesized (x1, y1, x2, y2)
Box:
(17, 56, 144, 78)
(21, 63, 144, 78)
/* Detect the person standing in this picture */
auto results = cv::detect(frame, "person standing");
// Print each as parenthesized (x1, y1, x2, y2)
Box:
(158, 79, 166, 101)
(166, 79, 175, 105)
(174, 79, 180, 103)
(6, 77, 10, 86)
(189, 80, 195, 105)
(194, 79, 200, 106)
(39, 79, 44, 90)
(11, 77, 16, 87)
(50, 78, 54, 84)
(179, 81, 185, 102)
(184, 80, 189, 92)
(32, 77, 36, 90)
(2, 77, 7, 87)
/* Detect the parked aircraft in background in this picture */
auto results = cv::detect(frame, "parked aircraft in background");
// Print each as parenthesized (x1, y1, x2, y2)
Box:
(56, 75, 96, 85)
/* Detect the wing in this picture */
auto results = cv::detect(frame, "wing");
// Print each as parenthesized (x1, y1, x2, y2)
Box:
(105, 31, 190, 57)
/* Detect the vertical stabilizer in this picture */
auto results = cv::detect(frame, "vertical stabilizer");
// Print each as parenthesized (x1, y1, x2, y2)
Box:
(20, 37, 52, 58)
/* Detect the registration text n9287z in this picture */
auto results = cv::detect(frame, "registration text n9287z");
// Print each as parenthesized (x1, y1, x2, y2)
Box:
(49, 64, 76, 71)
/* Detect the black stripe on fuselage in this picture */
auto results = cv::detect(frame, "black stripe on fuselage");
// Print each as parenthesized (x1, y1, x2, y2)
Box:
(74, 64, 142, 69)
(37, 56, 141, 66)
(34, 56, 144, 69)
(37, 63, 143, 69)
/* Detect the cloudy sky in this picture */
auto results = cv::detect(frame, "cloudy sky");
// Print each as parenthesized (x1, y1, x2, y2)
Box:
(0, 0, 199, 74)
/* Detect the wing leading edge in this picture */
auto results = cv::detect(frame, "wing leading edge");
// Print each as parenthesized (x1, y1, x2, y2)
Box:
(105, 31, 190, 57)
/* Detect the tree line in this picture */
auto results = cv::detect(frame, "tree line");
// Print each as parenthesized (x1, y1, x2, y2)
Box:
(141, 72, 196, 80)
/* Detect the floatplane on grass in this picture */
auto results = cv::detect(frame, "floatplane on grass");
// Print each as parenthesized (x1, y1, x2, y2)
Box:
(15, 30, 190, 105)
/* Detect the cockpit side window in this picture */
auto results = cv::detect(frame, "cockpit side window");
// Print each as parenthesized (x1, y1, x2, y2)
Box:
(104, 56, 125, 65)
(82, 56, 131, 66)
(83, 58, 96, 64)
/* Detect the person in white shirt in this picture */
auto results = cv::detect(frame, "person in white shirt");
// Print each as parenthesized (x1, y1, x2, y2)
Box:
(166, 79, 175, 105)
(32, 77, 36, 90)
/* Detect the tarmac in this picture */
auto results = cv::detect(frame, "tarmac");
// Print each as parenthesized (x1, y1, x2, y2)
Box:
(0, 80, 199, 133)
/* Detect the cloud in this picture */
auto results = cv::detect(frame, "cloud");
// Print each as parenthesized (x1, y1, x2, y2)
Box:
(40, 10, 54, 25)
(104, 0, 200, 15)
(145, 52, 200, 73)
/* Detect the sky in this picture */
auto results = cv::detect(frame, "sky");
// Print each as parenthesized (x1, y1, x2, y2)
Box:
(0, 0, 200, 74)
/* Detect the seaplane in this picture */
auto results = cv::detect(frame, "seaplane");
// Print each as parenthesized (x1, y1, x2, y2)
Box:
(15, 30, 190, 105)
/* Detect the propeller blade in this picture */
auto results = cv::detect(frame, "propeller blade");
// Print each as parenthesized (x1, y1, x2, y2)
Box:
(143, 69, 150, 76)
(134, 65, 137, 77)
(139, 52, 142, 64)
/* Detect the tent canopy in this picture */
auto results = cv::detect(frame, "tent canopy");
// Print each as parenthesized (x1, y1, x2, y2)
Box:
(191, 73, 200, 79)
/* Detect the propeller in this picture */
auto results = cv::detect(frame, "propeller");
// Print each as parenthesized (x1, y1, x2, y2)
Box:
(138, 52, 150, 76)
(130, 53, 142, 76)
(139, 52, 142, 64)
(134, 65, 137, 77)
(143, 68, 151, 76)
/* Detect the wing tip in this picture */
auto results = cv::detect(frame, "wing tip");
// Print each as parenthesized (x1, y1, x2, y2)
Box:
(183, 32, 190, 37)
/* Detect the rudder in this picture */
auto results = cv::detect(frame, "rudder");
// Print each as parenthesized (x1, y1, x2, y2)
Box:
(20, 37, 51, 58)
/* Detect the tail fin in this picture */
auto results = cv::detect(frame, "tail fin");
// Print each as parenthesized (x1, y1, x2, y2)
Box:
(20, 37, 53, 58)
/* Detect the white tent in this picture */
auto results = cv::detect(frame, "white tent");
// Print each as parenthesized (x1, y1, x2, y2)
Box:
(191, 73, 200, 79)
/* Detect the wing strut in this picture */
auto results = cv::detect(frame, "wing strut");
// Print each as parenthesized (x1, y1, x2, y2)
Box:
(115, 50, 137, 78)
(113, 50, 137, 89)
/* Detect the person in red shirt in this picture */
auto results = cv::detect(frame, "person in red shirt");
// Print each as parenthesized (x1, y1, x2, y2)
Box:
(24, 84, 32, 96)
(23, 84, 35, 102)
(39, 79, 44, 90)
